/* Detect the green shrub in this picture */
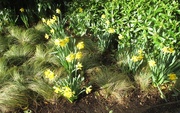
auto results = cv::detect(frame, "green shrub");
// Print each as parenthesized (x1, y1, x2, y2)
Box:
(66, 0, 180, 99)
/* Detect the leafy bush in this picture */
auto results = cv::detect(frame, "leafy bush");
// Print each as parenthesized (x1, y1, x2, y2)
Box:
(65, 0, 180, 99)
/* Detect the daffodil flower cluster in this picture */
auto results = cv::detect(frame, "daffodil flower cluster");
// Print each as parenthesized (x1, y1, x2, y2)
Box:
(42, 9, 92, 103)
(44, 69, 55, 81)
(42, 8, 63, 40)
(148, 60, 156, 67)
(161, 47, 175, 54)
(168, 73, 178, 81)
(131, 49, 144, 63)
(53, 86, 75, 103)
(53, 75, 92, 103)
(125, 49, 145, 74)
(147, 47, 180, 99)
(42, 15, 58, 27)
(42, 8, 85, 75)
(63, 41, 84, 73)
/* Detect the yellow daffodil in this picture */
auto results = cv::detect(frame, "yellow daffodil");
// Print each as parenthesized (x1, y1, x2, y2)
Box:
(50, 29, 54, 34)
(52, 15, 57, 21)
(118, 34, 124, 40)
(50, 19, 55, 24)
(79, 7, 83, 13)
(66, 53, 75, 62)
(168, 73, 178, 81)
(56, 8, 61, 14)
(76, 62, 83, 70)
(75, 52, 82, 59)
(162, 47, 169, 53)
(162, 47, 175, 53)
(137, 55, 144, 60)
(62, 87, 74, 99)
(86, 86, 92, 94)
(53, 86, 61, 93)
(44, 69, 55, 80)
(105, 20, 110, 25)
(54, 37, 69, 47)
(131, 56, 139, 62)
(45, 34, 49, 39)
(138, 49, 143, 54)
(168, 47, 175, 53)
(77, 42, 84, 50)
(108, 28, 115, 33)
(54, 39, 60, 46)
(59, 39, 67, 47)
(46, 19, 51, 26)
(64, 37, 70, 43)
(148, 60, 156, 67)
(42, 18, 46, 23)
(20, 8, 24, 12)
(101, 14, 106, 19)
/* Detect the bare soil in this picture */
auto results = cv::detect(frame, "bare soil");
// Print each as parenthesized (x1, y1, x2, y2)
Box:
(16, 89, 180, 113)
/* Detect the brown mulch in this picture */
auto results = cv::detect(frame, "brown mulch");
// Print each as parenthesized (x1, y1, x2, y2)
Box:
(15, 89, 180, 113)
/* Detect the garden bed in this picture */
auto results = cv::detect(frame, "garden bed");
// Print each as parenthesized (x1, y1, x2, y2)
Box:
(17, 89, 180, 113)
(0, 0, 180, 113)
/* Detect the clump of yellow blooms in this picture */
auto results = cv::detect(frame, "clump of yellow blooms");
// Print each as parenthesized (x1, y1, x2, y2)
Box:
(52, 15, 57, 21)
(75, 52, 83, 60)
(118, 34, 124, 40)
(66, 53, 75, 62)
(79, 7, 83, 13)
(148, 60, 156, 67)
(131, 56, 139, 62)
(162, 47, 175, 53)
(45, 34, 49, 39)
(44, 69, 55, 80)
(42, 9, 92, 103)
(62, 87, 75, 99)
(54, 37, 69, 47)
(19, 8, 24, 12)
(105, 20, 110, 25)
(54, 86, 75, 100)
(54, 39, 60, 45)
(108, 28, 115, 33)
(56, 8, 61, 14)
(76, 62, 83, 70)
(85, 86, 92, 94)
(42, 14, 58, 26)
(53, 86, 61, 93)
(50, 29, 55, 34)
(101, 14, 106, 19)
(59, 39, 67, 47)
(77, 42, 84, 50)
(42, 18, 46, 23)
(137, 55, 144, 60)
(131, 49, 144, 62)
(168, 73, 178, 81)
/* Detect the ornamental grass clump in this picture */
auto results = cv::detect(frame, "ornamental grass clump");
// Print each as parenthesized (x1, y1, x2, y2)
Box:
(0, 21, 58, 112)
(0, 82, 29, 113)
(42, 9, 92, 103)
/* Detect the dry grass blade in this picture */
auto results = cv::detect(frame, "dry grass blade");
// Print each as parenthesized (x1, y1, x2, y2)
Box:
(88, 66, 134, 98)
(28, 80, 58, 103)
(0, 82, 29, 113)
